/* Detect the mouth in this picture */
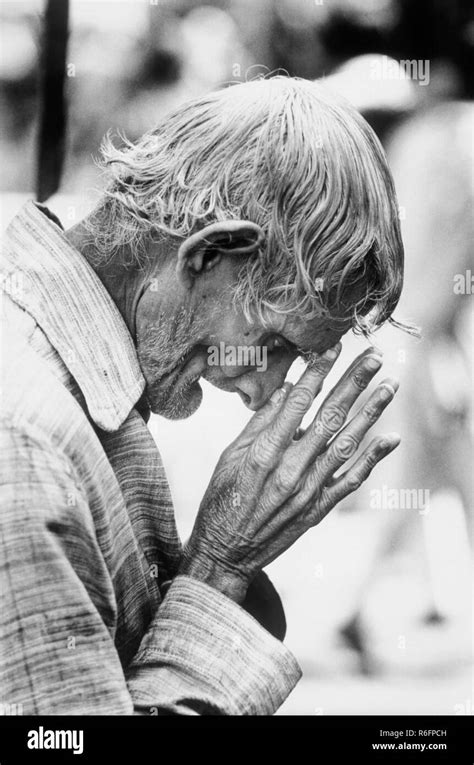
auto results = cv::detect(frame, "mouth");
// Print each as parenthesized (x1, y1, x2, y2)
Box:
(155, 345, 207, 385)
(168, 350, 218, 402)
(145, 348, 208, 419)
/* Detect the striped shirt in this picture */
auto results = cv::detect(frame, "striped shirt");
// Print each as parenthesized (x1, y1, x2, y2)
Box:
(0, 201, 301, 715)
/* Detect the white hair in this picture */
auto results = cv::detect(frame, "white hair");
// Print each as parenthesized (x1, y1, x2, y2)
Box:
(89, 76, 407, 334)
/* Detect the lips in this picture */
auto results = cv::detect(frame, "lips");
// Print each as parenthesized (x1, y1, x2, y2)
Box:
(154, 347, 197, 383)
(157, 348, 209, 392)
(183, 350, 208, 382)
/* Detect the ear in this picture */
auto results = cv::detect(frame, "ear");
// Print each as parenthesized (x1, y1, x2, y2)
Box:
(176, 220, 264, 289)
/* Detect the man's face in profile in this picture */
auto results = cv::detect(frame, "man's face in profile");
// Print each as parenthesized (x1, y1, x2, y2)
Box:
(134, 252, 346, 420)
(90, 78, 404, 423)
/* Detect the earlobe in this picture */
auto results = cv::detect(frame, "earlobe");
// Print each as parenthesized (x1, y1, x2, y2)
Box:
(176, 220, 264, 289)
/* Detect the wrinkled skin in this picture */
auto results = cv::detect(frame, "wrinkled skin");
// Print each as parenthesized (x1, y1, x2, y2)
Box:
(180, 345, 400, 601)
(67, 218, 400, 603)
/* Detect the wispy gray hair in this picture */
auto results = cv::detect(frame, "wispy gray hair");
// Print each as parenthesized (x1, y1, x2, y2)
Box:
(90, 76, 408, 334)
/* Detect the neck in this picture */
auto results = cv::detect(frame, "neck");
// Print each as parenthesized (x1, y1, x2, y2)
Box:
(64, 218, 149, 341)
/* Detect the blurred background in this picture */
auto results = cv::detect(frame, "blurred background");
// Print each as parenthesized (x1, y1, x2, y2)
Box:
(0, 0, 472, 715)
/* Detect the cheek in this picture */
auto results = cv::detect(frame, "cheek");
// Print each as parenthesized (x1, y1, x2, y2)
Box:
(263, 348, 297, 375)
(135, 285, 160, 328)
(204, 301, 253, 341)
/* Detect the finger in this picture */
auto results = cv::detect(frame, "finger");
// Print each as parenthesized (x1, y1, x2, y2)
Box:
(288, 431, 401, 528)
(253, 343, 342, 465)
(294, 347, 383, 461)
(314, 378, 399, 484)
(267, 430, 400, 536)
(320, 431, 401, 510)
(232, 382, 293, 447)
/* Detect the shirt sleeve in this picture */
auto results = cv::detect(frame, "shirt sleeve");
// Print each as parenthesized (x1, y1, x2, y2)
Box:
(126, 575, 302, 715)
(0, 425, 301, 716)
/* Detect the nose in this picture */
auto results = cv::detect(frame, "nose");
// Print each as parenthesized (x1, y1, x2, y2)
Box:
(232, 361, 292, 411)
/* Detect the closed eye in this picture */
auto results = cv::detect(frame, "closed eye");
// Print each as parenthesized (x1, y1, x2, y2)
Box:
(265, 334, 295, 354)
(262, 334, 313, 360)
(268, 336, 285, 352)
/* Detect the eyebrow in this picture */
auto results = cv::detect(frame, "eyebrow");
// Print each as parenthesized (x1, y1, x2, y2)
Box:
(275, 334, 317, 363)
(265, 332, 324, 364)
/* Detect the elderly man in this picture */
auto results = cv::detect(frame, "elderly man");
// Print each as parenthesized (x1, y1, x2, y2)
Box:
(0, 77, 403, 715)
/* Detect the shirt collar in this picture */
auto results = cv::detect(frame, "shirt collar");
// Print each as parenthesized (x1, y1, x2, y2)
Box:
(2, 200, 145, 431)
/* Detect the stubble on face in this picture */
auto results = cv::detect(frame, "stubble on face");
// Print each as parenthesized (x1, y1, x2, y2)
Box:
(137, 306, 209, 419)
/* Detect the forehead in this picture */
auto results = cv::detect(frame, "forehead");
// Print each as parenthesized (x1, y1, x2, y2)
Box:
(280, 312, 350, 355)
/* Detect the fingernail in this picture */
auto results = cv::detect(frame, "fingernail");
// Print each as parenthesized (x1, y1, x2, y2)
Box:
(323, 342, 342, 360)
(365, 355, 383, 371)
(379, 384, 395, 400)
(367, 345, 383, 356)
(386, 431, 401, 447)
(380, 377, 399, 394)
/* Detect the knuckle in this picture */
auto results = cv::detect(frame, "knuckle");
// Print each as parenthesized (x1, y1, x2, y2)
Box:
(305, 487, 330, 523)
(248, 441, 271, 468)
(308, 358, 331, 377)
(302, 468, 323, 504)
(216, 447, 231, 468)
(287, 386, 314, 412)
(217, 444, 231, 461)
(332, 433, 359, 460)
(264, 427, 284, 451)
(273, 467, 296, 494)
(307, 420, 326, 442)
(302, 503, 319, 526)
(364, 451, 379, 471)
(319, 402, 346, 433)
(346, 472, 363, 491)
(362, 403, 380, 425)
(350, 369, 370, 392)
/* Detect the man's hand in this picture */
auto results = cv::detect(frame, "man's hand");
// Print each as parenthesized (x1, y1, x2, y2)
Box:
(179, 345, 400, 603)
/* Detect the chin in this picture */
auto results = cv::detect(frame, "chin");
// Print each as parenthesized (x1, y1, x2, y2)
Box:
(148, 379, 204, 420)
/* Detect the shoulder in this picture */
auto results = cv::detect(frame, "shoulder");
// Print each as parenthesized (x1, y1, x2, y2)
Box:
(1, 297, 99, 486)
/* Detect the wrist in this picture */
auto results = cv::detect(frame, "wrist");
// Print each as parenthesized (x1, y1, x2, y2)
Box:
(178, 548, 248, 604)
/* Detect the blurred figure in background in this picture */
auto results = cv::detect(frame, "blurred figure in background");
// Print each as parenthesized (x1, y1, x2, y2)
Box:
(0, 4, 38, 192)
(326, 57, 473, 674)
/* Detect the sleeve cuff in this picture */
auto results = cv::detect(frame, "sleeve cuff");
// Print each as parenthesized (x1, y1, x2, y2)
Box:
(126, 574, 301, 715)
